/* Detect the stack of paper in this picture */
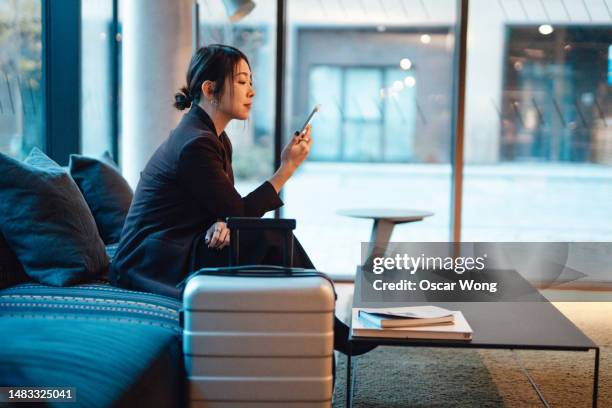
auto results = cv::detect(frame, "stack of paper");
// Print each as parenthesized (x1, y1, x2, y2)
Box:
(358, 305, 455, 328)
(352, 306, 473, 341)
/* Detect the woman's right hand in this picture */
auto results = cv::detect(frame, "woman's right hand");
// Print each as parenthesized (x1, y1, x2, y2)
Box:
(268, 126, 313, 193)
(280, 125, 313, 170)
(205, 221, 230, 249)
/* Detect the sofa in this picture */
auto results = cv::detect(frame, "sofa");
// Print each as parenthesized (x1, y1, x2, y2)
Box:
(0, 150, 185, 407)
(0, 149, 334, 407)
(0, 252, 185, 407)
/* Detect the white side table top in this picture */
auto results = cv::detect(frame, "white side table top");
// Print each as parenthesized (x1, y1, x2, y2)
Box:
(337, 209, 434, 223)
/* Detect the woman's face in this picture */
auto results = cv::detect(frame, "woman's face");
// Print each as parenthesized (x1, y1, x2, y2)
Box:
(218, 58, 255, 121)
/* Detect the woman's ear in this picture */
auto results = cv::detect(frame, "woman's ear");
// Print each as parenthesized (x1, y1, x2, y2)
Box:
(201, 80, 216, 100)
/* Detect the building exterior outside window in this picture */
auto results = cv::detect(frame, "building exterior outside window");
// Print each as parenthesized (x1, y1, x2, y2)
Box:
(0, 0, 42, 159)
(308, 65, 417, 162)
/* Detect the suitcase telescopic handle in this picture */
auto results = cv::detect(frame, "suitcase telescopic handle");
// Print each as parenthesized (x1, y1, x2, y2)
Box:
(226, 217, 296, 267)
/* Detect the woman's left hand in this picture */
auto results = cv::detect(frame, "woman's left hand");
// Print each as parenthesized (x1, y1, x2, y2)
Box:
(205, 221, 230, 249)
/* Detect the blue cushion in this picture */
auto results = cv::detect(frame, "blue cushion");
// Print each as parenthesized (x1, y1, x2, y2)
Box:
(0, 148, 109, 286)
(0, 233, 29, 289)
(69, 152, 133, 245)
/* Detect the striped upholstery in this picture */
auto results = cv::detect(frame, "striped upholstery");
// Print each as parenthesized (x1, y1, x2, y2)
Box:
(0, 280, 184, 407)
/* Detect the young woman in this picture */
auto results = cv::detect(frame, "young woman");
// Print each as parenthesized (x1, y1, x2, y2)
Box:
(111, 44, 373, 356)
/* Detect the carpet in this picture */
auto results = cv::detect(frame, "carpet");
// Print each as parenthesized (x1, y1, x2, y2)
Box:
(332, 302, 611, 407)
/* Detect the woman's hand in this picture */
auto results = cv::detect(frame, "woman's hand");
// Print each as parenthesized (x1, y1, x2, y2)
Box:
(268, 126, 313, 193)
(280, 125, 313, 170)
(205, 221, 230, 249)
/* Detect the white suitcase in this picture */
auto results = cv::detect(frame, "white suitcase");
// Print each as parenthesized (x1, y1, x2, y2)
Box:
(183, 267, 335, 408)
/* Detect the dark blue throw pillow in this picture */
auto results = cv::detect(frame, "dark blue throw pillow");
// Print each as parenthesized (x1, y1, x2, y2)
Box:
(69, 152, 133, 244)
(0, 148, 109, 286)
(0, 233, 30, 289)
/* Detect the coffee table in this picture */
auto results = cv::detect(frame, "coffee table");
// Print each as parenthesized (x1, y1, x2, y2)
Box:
(346, 271, 600, 407)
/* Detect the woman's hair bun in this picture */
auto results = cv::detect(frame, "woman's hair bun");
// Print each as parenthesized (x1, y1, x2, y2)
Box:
(174, 86, 193, 110)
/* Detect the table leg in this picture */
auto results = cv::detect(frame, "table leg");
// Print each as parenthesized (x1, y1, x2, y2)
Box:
(366, 219, 395, 261)
(593, 347, 599, 408)
(346, 353, 352, 408)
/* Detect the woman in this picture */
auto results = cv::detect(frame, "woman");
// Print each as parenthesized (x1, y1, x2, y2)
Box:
(111, 44, 372, 356)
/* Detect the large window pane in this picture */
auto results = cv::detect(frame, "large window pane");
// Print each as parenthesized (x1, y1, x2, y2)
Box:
(284, 1, 457, 277)
(199, 0, 277, 195)
(384, 68, 417, 161)
(308, 65, 419, 162)
(309, 66, 341, 159)
(463, 0, 612, 241)
(0, 0, 42, 159)
(81, 0, 114, 156)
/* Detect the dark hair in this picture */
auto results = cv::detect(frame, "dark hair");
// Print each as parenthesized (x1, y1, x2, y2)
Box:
(174, 44, 251, 111)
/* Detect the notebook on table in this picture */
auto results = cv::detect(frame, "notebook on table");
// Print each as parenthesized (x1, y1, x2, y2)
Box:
(352, 308, 473, 341)
(358, 305, 455, 328)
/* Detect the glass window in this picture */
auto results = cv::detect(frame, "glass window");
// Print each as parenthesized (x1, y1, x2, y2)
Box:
(384, 68, 417, 161)
(308, 65, 418, 162)
(0, 0, 42, 159)
(345, 68, 382, 120)
(463, 1, 612, 241)
(81, 0, 114, 156)
(284, 1, 457, 277)
(308, 66, 341, 159)
(199, 0, 277, 196)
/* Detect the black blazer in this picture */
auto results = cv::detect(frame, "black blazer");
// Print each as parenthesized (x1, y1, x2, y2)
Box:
(111, 105, 283, 298)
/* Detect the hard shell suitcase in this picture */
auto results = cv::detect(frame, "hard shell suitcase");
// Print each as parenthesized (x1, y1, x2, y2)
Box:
(182, 218, 335, 408)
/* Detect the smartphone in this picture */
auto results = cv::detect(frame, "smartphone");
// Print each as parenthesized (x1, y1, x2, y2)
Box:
(298, 104, 321, 135)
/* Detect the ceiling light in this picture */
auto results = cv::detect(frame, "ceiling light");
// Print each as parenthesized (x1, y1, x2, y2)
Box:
(538, 24, 554, 35)
(399, 58, 412, 70)
(222, 0, 256, 23)
(404, 76, 416, 87)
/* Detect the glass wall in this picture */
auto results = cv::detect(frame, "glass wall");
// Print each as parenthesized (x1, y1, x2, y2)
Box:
(0, 0, 42, 159)
(283, 1, 458, 276)
(81, 0, 114, 157)
(199, 0, 277, 196)
(462, 0, 612, 241)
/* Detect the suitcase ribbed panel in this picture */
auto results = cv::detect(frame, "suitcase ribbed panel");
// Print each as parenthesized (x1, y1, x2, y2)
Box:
(187, 356, 332, 377)
(185, 311, 332, 332)
(188, 376, 333, 401)
(184, 274, 334, 407)
(183, 276, 335, 312)
(184, 330, 333, 356)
